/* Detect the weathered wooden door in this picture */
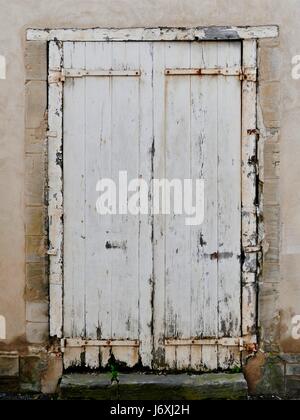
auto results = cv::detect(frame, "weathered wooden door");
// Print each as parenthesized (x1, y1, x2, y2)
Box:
(61, 41, 243, 370)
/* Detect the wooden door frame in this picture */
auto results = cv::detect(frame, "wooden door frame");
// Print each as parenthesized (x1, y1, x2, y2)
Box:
(27, 26, 278, 353)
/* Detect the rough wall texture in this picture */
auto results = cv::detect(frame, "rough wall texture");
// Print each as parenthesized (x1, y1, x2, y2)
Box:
(0, 0, 299, 397)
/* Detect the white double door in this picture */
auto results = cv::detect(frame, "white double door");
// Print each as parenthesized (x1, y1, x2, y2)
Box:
(63, 40, 242, 370)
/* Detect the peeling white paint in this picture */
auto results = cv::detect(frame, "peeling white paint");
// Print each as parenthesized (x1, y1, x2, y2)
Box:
(27, 26, 279, 42)
(241, 40, 258, 341)
(48, 41, 64, 339)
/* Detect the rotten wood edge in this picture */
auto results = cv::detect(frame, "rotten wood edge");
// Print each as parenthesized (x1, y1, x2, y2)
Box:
(27, 26, 279, 42)
(48, 41, 63, 338)
(241, 40, 258, 343)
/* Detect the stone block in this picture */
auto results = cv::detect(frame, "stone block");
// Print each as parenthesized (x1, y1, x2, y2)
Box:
(25, 263, 48, 302)
(26, 207, 44, 236)
(264, 141, 280, 179)
(26, 302, 48, 323)
(25, 128, 46, 155)
(25, 154, 45, 206)
(264, 205, 280, 263)
(26, 236, 45, 263)
(264, 178, 280, 207)
(259, 282, 280, 349)
(256, 357, 285, 396)
(286, 364, 300, 376)
(286, 376, 300, 399)
(25, 81, 47, 129)
(259, 82, 281, 128)
(20, 355, 47, 393)
(0, 354, 19, 377)
(263, 261, 280, 283)
(25, 41, 47, 81)
(259, 47, 281, 82)
(26, 322, 48, 345)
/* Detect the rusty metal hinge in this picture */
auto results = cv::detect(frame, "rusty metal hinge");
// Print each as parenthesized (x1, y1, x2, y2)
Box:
(247, 128, 260, 138)
(244, 245, 262, 254)
(48, 69, 65, 84)
(60, 339, 65, 353)
(243, 342, 258, 353)
(46, 131, 57, 138)
(47, 248, 58, 256)
(240, 67, 257, 82)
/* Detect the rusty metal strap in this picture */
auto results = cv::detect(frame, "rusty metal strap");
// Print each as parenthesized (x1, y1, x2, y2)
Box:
(64, 339, 140, 348)
(65, 69, 141, 78)
(165, 66, 257, 81)
(48, 69, 141, 83)
(165, 337, 257, 351)
(165, 338, 241, 347)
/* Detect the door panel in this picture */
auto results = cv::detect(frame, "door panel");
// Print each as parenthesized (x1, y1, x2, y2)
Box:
(62, 41, 242, 370)
(152, 42, 241, 370)
(63, 41, 153, 368)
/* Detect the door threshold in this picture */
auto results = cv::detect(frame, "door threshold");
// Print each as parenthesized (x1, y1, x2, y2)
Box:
(59, 372, 248, 400)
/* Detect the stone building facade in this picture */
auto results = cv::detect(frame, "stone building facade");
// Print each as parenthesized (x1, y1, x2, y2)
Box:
(0, 0, 300, 398)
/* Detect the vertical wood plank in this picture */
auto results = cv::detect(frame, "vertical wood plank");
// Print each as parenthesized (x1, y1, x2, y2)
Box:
(63, 42, 86, 338)
(164, 42, 191, 370)
(202, 345, 218, 372)
(152, 42, 167, 369)
(165, 346, 176, 370)
(109, 42, 140, 365)
(190, 42, 219, 370)
(85, 346, 100, 369)
(112, 346, 139, 368)
(218, 346, 241, 370)
(100, 347, 111, 368)
(190, 345, 202, 371)
(63, 347, 82, 370)
(217, 42, 242, 369)
(138, 42, 155, 368)
(85, 42, 113, 341)
(242, 282, 257, 337)
(176, 346, 192, 370)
